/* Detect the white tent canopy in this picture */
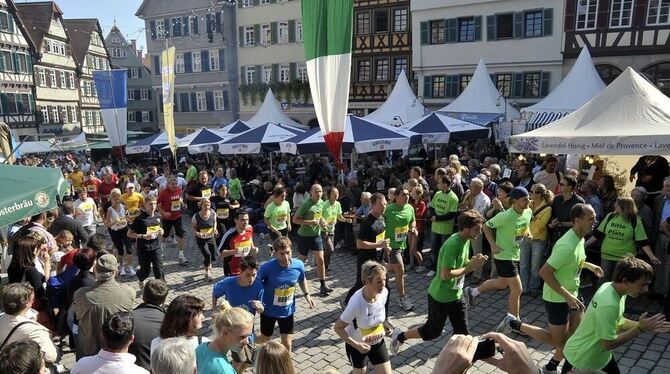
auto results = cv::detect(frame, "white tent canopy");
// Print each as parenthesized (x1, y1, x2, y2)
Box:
(522, 48, 606, 129)
(246, 89, 307, 128)
(509, 67, 670, 155)
(364, 70, 426, 126)
(440, 58, 520, 122)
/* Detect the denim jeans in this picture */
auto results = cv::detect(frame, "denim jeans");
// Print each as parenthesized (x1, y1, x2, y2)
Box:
(519, 239, 546, 291)
(600, 259, 619, 287)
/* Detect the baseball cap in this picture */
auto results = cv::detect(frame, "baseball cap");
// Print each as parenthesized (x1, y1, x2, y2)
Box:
(95, 254, 118, 276)
(509, 186, 529, 200)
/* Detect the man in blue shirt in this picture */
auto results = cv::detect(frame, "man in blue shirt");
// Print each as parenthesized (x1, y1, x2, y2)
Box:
(255, 236, 315, 353)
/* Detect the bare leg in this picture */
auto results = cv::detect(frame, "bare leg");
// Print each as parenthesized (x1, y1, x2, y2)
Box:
(314, 251, 325, 281)
(506, 276, 523, 317)
(280, 333, 293, 353)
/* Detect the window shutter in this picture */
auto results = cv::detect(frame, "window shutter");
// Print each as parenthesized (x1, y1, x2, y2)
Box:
(206, 91, 214, 111)
(150, 20, 157, 39)
(135, 111, 142, 122)
(29, 94, 35, 112)
(240, 67, 245, 84)
(138, 68, 142, 78)
(223, 91, 229, 110)
(8, 13, 14, 34)
(288, 20, 296, 42)
(564, 0, 576, 32)
(202, 50, 210, 72)
(486, 15, 496, 41)
(474, 16, 482, 41)
(239, 26, 244, 47)
(158, 94, 163, 112)
(271, 22, 278, 44)
(254, 24, 261, 44)
(254, 65, 261, 83)
(15, 94, 23, 113)
(148, 90, 152, 100)
(543, 8, 553, 36)
(490, 74, 496, 83)
(419, 22, 428, 44)
(12, 52, 18, 72)
(183, 16, 190, 36)
(149, 111, 153, 122)
(0, 54, 4, 72)
(190, 93, 197, 111)
(446, 75, 459, 97)
(172, 18, 182, 37)
(127, 69, 131, 78)
(134, 89, 141, 100)
(219, 48, 225, 70)
(289, 62, 297, 80)
(253, 0, 259, 5)
(184, 52, 192, 73)
(513, 12, 523, 38)
(446, 18, 457, 43)
(215, 12, 222, 33)
(272, 64, 279, 82)
(540, 72, 551, 97)
(164, 19, 170, 37)
(193, 17, 199, 35)
(512, 72, 523, 98)
(179, 93, 189, 112)
(423, 76, 432, 98)
(153, 55, 161, 75)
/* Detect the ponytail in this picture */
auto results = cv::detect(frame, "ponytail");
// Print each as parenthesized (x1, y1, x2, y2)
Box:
(213, 300, 253, 334)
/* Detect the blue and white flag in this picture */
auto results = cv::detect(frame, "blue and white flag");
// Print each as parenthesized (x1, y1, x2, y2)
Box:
(93, 69, 128, 157)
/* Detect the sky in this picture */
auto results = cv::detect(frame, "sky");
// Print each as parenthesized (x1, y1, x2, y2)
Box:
(21, 0, 148, 50)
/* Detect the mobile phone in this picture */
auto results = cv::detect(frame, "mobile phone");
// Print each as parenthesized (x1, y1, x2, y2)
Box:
(472, 338, 496, 361)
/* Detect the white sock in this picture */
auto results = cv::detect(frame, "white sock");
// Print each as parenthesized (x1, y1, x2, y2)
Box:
(471, 287, 481, 297)
(178, 250, 185, 259)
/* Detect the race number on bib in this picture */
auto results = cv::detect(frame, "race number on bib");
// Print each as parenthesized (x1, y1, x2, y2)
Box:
(273, 286, 295, 306)
(276, 213, 287, 223)
(146, 225, 160, 239)
(312, 211, 322, 220)
(395, 225, 409, 242)
(216, 208, 229, 219)
(171, 200, 181, 212)
(375, 232, 385, 243)
(235, 239, 252, 257)
(201, 188, 212, 199)
(199, 227, 214, 239)
(360, 324, 385, 345)
(87, 185, 96, 192)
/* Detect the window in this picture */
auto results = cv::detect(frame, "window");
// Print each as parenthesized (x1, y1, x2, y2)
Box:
(172, 17, 182, 37)
(496, 74, 512, 97)
(357, 60, 370, 82)
(0, 12, 9, 32)
(112, 48, 121, 58)
(243, 0, 253, 7)
(196, 92, 207, 111)
(393, 8, 408, 32)
(458, 17, 475, 42)
(59, 71, 66, 87)
(394, 57, 407, 79)
(59, 106, 67, 123)
(68, 72, 75, 89)
(156, 20, 166, 38)
(141, 111, 150, 122)
(209, 49, 219, 70)
(647, 0, 670, 25)
(176, 53, 185, 73)
(128, 111, 136, 122)
(642, 62, 670, 96)
(0, 50, 10, 72)
(16, 54, 27, 73)
(430, 20, 445, 44)
(432, 76, 446, 98)
(85, 111, 93, 125)
(357, 11, 370, 35)
(192, 52, 202, 72)
(279, 22, 289, 44)
(279, 64, 290, 83)
(296, 21, 303, 41)
(262, 65, 272, 83)
(41, 107, 49, 123)
(374, 10, 388, 32)
(245, 66, 255, 84)
(298, 66, 308, 82)
(496, 14, 514, 39)
(5, 94, 15, 113)
(260, 0, 270, 4)
(52, 106, 60, 123)
(576, 0, 598, 30)
(375, 59, 389, 81)
(130, 67, 138, 78)
(122, 51, 127, 58)
(523, 72, 541, 98)
(140, 89, 149, 100)
(610, 0, 634, 27)
(214, 91, 225, 110)
(49, 70, 56, 87)
(38, 68, 46, 86)
(112, 35, 120, 44)
(128, 89, 134, 100)
(459, 75, 472, 93)
(596, 64, 623, 85)
(70, 106, 78, 122)
(84, 81, 92, 96)
(261, 24, 271, 45)
(244, 26, 255, 46)
(525, 11, 543, 37)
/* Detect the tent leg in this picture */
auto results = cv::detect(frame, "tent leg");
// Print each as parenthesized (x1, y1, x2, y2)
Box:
(270, 152, 273, 179)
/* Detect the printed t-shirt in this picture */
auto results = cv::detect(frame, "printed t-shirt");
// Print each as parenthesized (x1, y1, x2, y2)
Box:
(83, 178, 101, 199)
(258, 258, 305, 318)
(543, 229, 586, 303)
(74, 197, 96, 227)
(597, 213, 647, 261)
(430, 190, 459, 235)
(264, 200, 291, 231)
(212, 276, 263, 344)
(157, 187, 183, 220)
(321, 200, 342, 234)
(563, 282, 626, 370)
(383, 203, 415, 250)
(219, 226, 254, 275)
(485, 207, 532, 261)
(340, 287, 388, 345)
(428, 233, 470, 303)
(296, 198, 324, 237)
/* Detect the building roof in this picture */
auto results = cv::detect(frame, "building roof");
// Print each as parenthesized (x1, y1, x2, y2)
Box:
(15, 1, 63, 51)
(5, 0, 38, 54)
(63, 18, 103, 67)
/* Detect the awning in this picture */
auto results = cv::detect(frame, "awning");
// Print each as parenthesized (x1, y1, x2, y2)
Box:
(441, 112, 504, 126)
(526, 111, 570, 131)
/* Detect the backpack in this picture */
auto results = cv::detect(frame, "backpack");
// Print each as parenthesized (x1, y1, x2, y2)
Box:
(46, 265, 79, 309)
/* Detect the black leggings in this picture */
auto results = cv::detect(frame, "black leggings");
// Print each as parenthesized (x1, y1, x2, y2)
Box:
(108, 226, 133, 255)
(137, 248, 164, 282)
(345, 250, 390, 315)
(562, 357, 619, 374)
(196, 237, 217, 266)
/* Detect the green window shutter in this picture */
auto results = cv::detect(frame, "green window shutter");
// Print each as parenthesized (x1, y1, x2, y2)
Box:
(288, 20, 296, 42)
(474, 16, 482, 41)
(272, 64, 279, 82)
(271, 22, 278, 44)
(253, 0, 259, 5)
(12, 52, 18, 72)
(238, 0, 243, 8)
(238, 26, 244, 47)
(543, 8, 553, 36)
(486, 15, 496, 41)
(29, 94, 36, 112)
(289, 62, 297, 80)
(15, 93, 23, 113)
(0, 53, 4, 71)
(423, 76, 432, 98)
(513, 12, 523, 38)
(0, 94, 7, 113)
(254, 65, 261, 83)
(540, 72, 551, 97)
(446, 18, 457, 43)
(253, 24, 260, 45)
(26, 55, 33, 73)
(512, 72, 523, 98)
(8, 13, 14, 34)
(420, 22, 428, 45)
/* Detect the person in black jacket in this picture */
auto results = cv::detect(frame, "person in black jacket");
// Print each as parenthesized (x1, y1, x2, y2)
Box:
(49, 201, 89, 248)
(129, 279, 169, 371)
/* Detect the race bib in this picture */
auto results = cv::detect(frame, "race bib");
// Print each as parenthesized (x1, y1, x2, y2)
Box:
(171, 200, 181, 212)
(312, 211, 322, 220)
(146, 225, 160, 239)
(395, 225, 409, 242)
(360, 324, 385, 345)
(86, 185, 96, 192)
(216, 208, 229, 219)
(375, 232, 385, 243)
(199, 227, 214, 239)
(114, 217, 127, 229)
(376, 181, 384, 191)
(201, 188, 212, 199)
(276, 213, 287, 223)
(80, 202, 93, 212)
(235, 239, 252, 257)
(273, 286, 295, 306)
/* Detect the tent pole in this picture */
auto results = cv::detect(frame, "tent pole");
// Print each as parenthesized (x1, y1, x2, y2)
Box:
(270, 152, 273, 179)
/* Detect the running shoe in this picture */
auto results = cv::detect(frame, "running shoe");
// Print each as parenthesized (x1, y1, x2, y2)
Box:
(383, 319, 396, 336)
(390, 327, 403, 356)
(425, 270, 436, 277)
(542, 365, 558, 374)
(495, 313, 519, 335)
(319, 285, 331, 296)
(179, 256, 190, 266)
(125, 265, 136, 277)
(463, 286, 477, 309)
(322, 284, 334, 293)
(414, 265, 426, 273)
(399, 296, 414, 311)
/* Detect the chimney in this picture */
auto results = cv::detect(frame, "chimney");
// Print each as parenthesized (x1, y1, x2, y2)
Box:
(130, 39, 137, 54)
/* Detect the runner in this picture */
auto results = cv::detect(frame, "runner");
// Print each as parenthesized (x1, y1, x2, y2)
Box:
(255, 236, 315, 353)
(321, 187, 352, 271)
(187, 171, 212, 215)
(128, 195, 165, 289)
(383, 188, 416, 311)
(409, 186, 427, 273)
(390, 210, 488, 355)
(211, 256, 263, 372)
(264, 187, 292, 242)
(192, 198, 218, 282)
(156, 176, 188, 266)
(562, 257, 670, 373)
(83, 169, 101, 204)
(211, 184, 239, 242)
(464, 186, 532, 319)
(219, 211, 257, 277)
(104, 189, 135, 277)
(427, 175, 459, 277)
(293, 184, 330, 296)
(334, 261, 392, 374)
(228, 168, 245, 202)
(73, 188, 100, 237)
(121, 183, 145, 224)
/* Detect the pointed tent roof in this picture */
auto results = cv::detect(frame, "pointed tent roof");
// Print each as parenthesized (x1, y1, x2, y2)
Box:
(247, 89, 307, 128)
(522, 48, 606, 128)
(364, 70, 427, 125)
(405, 112, 490, 144)
(63, 19, 107, 68)
(15, 1, 64, 50)
(440, 58, 520, 123)
(509, 67, 670, 155)
(220, 120, 252, 134)
(218, 123, 304, 154)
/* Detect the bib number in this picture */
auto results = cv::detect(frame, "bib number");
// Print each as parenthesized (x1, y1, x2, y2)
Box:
(276, 213, 287, 223)
(171, 200, 181, 212)
(273, 286, 295, 306)
(312, 211, 322, 221)
(375, 232, 385, 243)
(199, 227, 214, 239)
(216, 208, 229, 219)
(201, 188, 212, 199)
(453, 276, 465, 290)
(87, 185, 96, 192)
(146, 225, 160, 239)
(360, 324, 385, 345)
(235, 240, 252, 257)
(395, 225, 409, 242)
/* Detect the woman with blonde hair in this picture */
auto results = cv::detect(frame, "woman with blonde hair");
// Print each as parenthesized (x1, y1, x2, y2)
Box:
(520, 183, 554, 296)
(255, 340, 296, 374)
(105, 188, 134, 276)
(195, 300, 254, 374)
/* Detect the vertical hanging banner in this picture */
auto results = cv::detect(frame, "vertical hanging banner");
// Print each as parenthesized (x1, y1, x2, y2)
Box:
(301, 0, 353, 162)
(93, 69, 128, 159)
(161, 47, 177, 158)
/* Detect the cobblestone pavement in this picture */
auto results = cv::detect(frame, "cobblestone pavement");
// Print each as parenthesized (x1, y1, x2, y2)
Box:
(59, 227, 669, 373)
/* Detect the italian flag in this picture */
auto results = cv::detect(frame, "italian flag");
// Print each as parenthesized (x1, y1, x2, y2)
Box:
(301, 0, 353, 162)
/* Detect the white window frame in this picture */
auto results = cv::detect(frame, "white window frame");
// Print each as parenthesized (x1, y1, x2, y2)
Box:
(59, 106, 68, 124)
(70, 106, 78, 123)
(38, 68, 46, 86)
(140, 89, 149, 100)
(296, 21, 303, 41)
(244, 26, 255, 46)
(112, 48, 121, 58)
(262, 65, 272, 83)
(51, 106, 59, 123)
(68, 72, 75, 89)
(243, 0, 253, 7)
(209, 49, 219, 70)
(156, 20, 166, 38)
(84, 81, 92, 96)
(122, 50, 128, 58)
(141, 111, 150, 122)
(260, 23, 271, 45)
(130, 67, 139, 78)
(196, 92, 207, 112)
(189, 16, 198, 34)
(128, 89, 134, 100)
(41, 107, 49, 124)
(59, 71, 66, 87)
(279, 22, 289, 44)
(59, 42, 65, 56)
(279, 64, 289, 83)
(245, 66, 255, 84)
(49, 70, 57, 87)
(176, 53, 185, 73)
(576, 0, 599, 30)
(647, 0, 670, 25)
(85, 111, 93, 126)
(128, 111, 136, 122)
(214, 90, 224, 111)
(192, 52, 202, 72)
(610, 0, 634, 28)
(298, 66, 308, 83)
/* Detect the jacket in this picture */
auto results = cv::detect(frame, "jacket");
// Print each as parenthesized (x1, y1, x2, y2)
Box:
(49, 215, 90, 248)
(128, 303, 165, 371)
(0, 314, 58, 362)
